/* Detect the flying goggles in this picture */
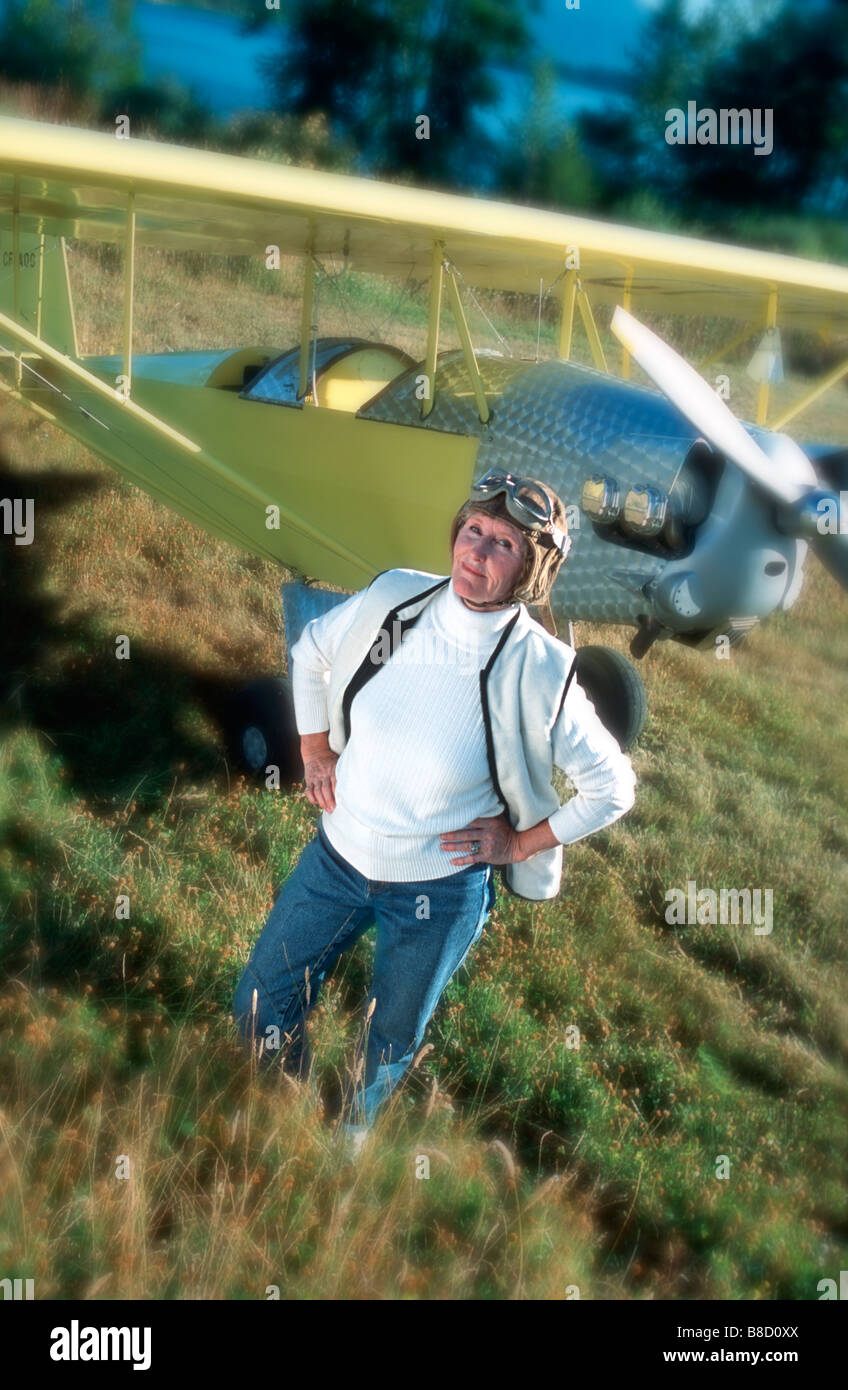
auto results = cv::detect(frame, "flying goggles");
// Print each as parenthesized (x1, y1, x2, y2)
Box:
(469, 470, 571, 557)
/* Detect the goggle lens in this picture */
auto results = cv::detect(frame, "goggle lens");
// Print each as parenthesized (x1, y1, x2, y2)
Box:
(513, 482, 550, 521)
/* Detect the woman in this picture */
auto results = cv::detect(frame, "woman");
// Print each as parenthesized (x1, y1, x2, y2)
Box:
(233, 469, 637, 1144)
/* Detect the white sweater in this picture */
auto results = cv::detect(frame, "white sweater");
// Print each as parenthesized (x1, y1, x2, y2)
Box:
(291, 577, 636, 883)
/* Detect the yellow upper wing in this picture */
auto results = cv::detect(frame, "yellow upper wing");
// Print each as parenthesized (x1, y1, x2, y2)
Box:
(2, 114, 848, 333)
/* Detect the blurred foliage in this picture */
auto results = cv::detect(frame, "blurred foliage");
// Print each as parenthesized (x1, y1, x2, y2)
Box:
(497, 62, 600, 211)
(253, 0, 539, 185)
(220, 109, 357, 172)
(578, 0, 848, 232)
(0, 0, 142, 97)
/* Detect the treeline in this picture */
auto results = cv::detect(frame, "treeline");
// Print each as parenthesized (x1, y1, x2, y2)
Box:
(1, 0, 846, 260)
(0, 0, 213, 141)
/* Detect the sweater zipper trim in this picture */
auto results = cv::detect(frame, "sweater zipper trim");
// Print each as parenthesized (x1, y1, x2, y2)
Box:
(478, 608, 522, 823)
(555, 654, 579, 723)
(341, 577, 450, 741)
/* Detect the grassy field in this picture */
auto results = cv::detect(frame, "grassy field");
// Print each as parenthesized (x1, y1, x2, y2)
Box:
(1, 235, 847, 1301)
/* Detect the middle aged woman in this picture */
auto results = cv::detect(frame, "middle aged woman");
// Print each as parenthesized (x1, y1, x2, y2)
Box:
(233, 468, 637, 1145)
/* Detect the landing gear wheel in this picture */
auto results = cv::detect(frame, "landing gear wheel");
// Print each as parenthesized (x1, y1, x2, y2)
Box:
(226, 676, 300, 783)
(573, 646, 647, 751)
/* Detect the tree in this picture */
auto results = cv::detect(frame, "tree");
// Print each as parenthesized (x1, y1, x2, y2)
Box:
(256, 0, 536, 185)
(497, 63, 599, 212)
(685, 0, 848, 216)
(578, 0, 848, 225)
(0, 0, 141, 98)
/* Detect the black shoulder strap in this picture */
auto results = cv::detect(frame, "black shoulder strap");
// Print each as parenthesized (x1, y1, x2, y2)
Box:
(478, 610, 521, 822)
(554, 654, 578, 723)
(341, 578, 450, 740)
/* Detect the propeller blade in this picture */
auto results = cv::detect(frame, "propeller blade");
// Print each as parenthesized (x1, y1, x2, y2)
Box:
(611, 305, 815, 506)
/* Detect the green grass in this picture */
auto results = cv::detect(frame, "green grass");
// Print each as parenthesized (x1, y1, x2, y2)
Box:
(0, 229, 847, 1301)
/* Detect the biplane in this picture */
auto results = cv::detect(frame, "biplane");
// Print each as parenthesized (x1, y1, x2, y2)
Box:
(1, 116, 847, 765)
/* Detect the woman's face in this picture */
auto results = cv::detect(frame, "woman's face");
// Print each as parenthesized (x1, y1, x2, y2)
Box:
(452, 510, 528, 608)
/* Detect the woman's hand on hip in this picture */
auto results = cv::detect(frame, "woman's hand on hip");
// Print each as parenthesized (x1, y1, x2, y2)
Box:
(439, 814, 523, 867)
(301, 734, 339, 813)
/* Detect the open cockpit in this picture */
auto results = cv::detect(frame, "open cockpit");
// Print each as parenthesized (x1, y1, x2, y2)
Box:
(82, 338, 415, 415)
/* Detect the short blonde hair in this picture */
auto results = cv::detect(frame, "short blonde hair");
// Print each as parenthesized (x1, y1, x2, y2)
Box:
(449, 481, 569, 606)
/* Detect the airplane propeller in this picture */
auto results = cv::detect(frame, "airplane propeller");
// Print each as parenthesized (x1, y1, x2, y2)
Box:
(611, 305, 848, 590)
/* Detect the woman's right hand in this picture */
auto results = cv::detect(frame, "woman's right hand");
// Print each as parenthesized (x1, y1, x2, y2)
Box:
(301, 733, 339, 813)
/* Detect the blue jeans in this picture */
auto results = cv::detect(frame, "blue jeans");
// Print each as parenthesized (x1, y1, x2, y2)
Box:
(233, 823, 496, 1128)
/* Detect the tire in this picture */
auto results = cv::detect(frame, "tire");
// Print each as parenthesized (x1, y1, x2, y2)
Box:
(573, 646, 647, 751)
(226, 676, 300, 782)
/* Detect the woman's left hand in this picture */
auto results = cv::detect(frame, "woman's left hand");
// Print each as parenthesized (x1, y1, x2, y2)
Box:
(439, 814, 523, 867)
